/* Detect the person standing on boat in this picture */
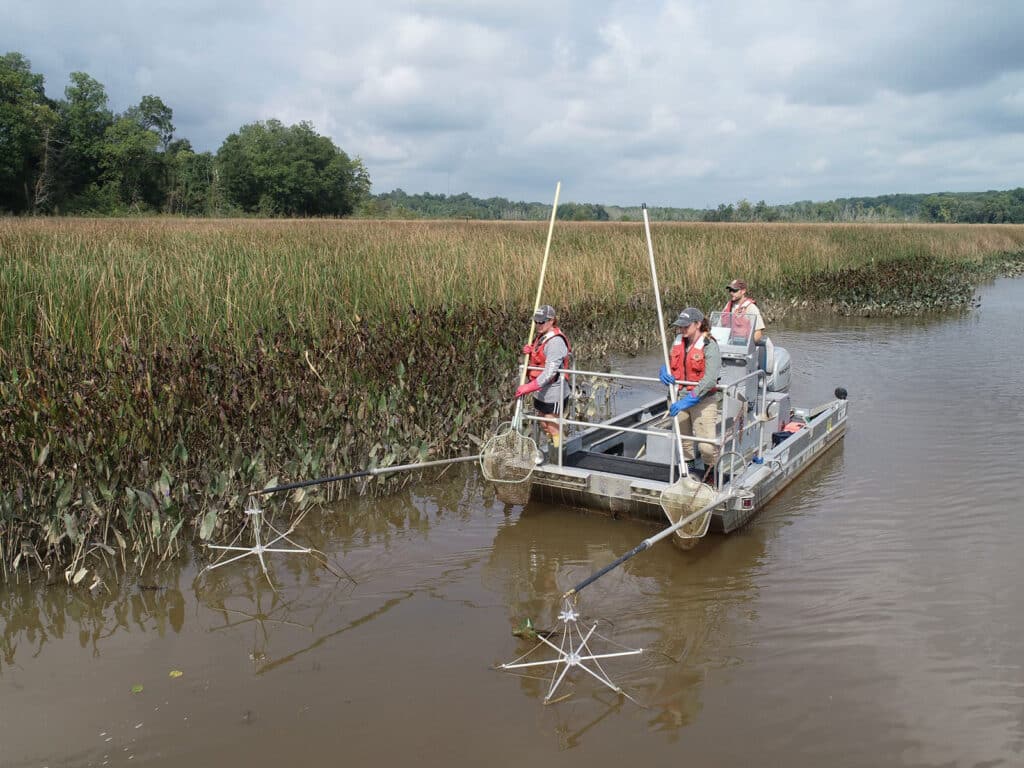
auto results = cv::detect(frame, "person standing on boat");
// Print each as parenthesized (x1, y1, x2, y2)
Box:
(721, 279, 765, 344)
(514, 304, 572, 448)
(658, 307, 721, 473)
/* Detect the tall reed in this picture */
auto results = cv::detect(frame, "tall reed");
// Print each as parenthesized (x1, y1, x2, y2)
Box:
(3, 219, 1022, 358)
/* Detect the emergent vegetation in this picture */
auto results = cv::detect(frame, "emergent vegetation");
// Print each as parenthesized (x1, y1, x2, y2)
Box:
(2, 219, 1023, 583)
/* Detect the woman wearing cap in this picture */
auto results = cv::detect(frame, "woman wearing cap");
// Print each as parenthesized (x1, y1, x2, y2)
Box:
(722, 279, 765, 344)
(514, 304, 572, 448)
(657, 307, 721, 476)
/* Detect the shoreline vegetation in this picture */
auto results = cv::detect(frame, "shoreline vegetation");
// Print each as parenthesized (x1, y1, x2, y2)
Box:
(2, 219, 1023, 583)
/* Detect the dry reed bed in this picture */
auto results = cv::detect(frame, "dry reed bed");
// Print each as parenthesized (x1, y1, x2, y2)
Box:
(1, 218, 1022, 581)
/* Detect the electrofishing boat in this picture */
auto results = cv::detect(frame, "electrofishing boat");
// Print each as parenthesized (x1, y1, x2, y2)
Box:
(523, 310, 849, 534)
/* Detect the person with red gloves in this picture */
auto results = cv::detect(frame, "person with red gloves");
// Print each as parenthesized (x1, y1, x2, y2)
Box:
(657, 307, 721, 475)
(514, 304, 572, 447)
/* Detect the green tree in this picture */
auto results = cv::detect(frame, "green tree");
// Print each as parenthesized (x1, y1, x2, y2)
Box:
(99, 116, 162, 210)
(216, 120, 368, 216)
(56, 72, 113, 206)
(0, 52, 58, 212)
(165, 140, 217, 215)
(126, 94, 174, 149)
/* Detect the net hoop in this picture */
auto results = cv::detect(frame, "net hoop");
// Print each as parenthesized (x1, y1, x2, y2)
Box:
(660, 474, 717, 541)
(480, 421, 539, 485)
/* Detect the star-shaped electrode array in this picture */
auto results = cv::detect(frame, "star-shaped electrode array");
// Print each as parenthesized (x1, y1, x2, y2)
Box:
(202, 503, 313, 587)
(500, 597, 642, 704)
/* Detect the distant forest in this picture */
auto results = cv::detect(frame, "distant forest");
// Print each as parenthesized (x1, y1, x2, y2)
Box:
(3, 51, 1023, 223)
(372, 188, 1024, 224)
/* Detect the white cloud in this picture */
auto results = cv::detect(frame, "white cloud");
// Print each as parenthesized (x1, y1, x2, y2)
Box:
(1, 0, 1022, 206)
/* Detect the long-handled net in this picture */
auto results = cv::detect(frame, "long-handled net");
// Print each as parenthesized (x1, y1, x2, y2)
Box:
(641, 205, 716, 546)
(480, 420, 540, 505)
(660, 473, 717, 544)
(481, 181, 561, 506)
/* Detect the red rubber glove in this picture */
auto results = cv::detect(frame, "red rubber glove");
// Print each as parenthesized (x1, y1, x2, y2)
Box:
(514, 380, 542, 399)
(522, 343, 534, 355)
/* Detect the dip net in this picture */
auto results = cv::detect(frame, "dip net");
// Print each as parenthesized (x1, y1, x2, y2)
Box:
(660, 474, 717, 547)
(480, 421, 539, 505)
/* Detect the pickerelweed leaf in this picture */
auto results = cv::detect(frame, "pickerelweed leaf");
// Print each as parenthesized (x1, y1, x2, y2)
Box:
(199, 509, 218, 541)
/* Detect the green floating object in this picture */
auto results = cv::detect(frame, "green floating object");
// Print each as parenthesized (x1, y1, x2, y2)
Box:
(131, 684, 144, 694)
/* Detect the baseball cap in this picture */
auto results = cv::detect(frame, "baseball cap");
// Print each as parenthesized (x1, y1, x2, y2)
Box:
(671, 307, 704, 327)
(532, 304, 557, 323)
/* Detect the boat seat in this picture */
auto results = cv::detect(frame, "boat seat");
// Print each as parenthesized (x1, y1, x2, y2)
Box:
(562, 450, 674, 482)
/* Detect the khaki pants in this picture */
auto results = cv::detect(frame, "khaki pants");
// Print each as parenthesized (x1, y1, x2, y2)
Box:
(675, 396, 719, 466)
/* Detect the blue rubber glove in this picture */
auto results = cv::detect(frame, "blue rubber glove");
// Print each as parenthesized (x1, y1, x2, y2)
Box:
(659, 364, 675, 386)
(669, 393, 701, 416)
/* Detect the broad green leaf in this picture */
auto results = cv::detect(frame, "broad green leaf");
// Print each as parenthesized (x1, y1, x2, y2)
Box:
(63, 513, 80, 543)
(199, 509, 218, 541)
(56, 481, 74, 509)
(167, 518, 183, 543)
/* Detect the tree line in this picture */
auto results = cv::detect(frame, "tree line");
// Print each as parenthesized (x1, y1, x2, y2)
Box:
(698, 191, 1024, 224)
(4, 51, 1022, 223)
(367, 191, 1024, 224)
(0, 52, 369, 216)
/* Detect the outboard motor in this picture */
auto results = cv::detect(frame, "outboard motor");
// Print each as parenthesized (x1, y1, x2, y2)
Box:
(766, 347, 791, 393)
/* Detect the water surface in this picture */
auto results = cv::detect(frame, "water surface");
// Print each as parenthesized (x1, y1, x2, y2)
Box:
(2, 277, 1023, 767)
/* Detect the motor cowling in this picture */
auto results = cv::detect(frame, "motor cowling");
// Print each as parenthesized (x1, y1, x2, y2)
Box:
(767, 347, 791, 393)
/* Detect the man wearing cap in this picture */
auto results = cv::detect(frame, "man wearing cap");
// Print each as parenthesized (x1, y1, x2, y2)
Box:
(658, 307, 721, 475)
(514, 305, 572, 447)
(722, 279, 765, 344)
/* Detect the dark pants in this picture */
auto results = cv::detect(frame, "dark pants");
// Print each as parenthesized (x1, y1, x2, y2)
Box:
(533, 397, 570, 415)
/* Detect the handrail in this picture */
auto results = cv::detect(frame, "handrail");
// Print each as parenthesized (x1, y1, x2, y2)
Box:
(519, 361, 773, 483)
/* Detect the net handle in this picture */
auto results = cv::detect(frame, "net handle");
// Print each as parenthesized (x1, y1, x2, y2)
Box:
(641, 204, 689, 481)
(513, 181, 562, 430)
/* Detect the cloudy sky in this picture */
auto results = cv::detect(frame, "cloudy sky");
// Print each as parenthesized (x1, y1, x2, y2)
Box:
(4, 1, 1023, 206)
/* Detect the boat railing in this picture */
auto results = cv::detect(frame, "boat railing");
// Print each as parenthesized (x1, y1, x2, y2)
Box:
(519, 363, 764, 488)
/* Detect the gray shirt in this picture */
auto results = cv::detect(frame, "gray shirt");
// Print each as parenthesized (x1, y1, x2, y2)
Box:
(533, 333, 570, 404)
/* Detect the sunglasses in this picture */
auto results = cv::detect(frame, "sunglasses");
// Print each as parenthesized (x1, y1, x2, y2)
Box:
(726, 287, 740, 293)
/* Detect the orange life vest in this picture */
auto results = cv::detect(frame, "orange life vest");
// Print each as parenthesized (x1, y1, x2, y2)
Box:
(669, 334, 710, 393)
(528, 327, 572, 384)
(722, 296, 756, 340)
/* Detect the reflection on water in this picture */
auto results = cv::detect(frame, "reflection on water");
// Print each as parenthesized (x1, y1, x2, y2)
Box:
(1, 562, 188, 670)
(2, 277, 1024, 768)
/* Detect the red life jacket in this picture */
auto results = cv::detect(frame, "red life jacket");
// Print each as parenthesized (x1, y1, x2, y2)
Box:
(669, 333, 710, 393)
(722, 296, 756, 339)
(528, 327, 572, 384)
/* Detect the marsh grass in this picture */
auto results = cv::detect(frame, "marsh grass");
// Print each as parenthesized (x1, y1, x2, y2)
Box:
(1, 218, 1022, 579)
(4, 219, 1023, 356)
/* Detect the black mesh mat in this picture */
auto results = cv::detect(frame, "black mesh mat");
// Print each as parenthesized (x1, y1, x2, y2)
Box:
(561, 451, 674, 482)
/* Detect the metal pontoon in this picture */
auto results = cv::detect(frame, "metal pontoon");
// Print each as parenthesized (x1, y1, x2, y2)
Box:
(521, 311, 849, 534)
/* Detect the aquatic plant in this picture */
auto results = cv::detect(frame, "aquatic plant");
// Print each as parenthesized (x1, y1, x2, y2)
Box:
(2, 219, 1022, 579)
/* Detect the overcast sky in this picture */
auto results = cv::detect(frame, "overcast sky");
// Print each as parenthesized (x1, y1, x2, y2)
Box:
(4, 1, 1023, 207)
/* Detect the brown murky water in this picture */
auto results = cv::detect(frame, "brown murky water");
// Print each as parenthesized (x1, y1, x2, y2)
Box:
(3, 277, 1024, 767)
